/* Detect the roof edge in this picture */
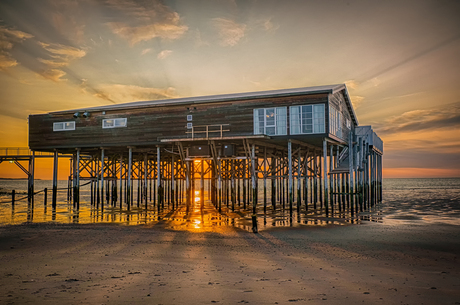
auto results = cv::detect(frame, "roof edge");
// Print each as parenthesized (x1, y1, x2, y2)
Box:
(49, 84, 345, 115)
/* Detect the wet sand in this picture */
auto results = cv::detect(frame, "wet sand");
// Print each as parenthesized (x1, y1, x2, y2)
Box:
(0, 222, 459, 305)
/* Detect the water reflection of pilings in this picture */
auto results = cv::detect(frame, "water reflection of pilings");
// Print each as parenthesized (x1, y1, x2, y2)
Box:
(11, 174, 383, 231)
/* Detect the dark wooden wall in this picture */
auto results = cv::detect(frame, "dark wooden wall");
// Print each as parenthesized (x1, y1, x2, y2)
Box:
(328, 91, 353, 141)
(29, 93, 330, 151)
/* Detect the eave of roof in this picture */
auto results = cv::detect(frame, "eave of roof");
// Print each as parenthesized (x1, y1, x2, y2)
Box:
(46, 83, 358, 127)
(51, 84, 345, 114)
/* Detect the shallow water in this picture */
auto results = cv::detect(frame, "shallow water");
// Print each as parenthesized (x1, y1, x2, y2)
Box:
(380, 178, 460, 226)
(0, 178, 459, 231)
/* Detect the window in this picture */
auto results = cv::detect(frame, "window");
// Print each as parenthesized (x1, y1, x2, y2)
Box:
(53, 121, 75, 131)
(102, 118, 127, 128)
(187, 115, 193, 121)
(253, 107, 287, 136)
(346, 118, 351, 129)
(187, 122, 193, 129)
(290, 104, 325, 134)
(329, 106, 342, 138)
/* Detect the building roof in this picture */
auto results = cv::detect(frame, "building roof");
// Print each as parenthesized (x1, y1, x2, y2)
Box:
(52, 83, 358, 126)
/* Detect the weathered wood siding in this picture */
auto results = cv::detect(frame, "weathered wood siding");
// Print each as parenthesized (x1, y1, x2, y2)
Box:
(328, 91, 353, 142)
(29, 93, 329, 151)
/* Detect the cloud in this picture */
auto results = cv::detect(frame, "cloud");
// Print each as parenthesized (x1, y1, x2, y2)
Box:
(259, 18, 279, 33)
(344, 80, 359, 90)
(38, 42, 86, 60)
(0, 25, 33, 71)
(108, 22, 188, 45)
(211, 18, 246, 46)
(79, 79, 116, 104)
(141, 48, 152, 55)
(37, 42, 86, 82)
(92, 84, 178, 103)
(350, 95, 364, 109)
(37, 69, 67, 82)
(49, 1, 86, 44)
(105, 0, 188, 45)
(0, 53, 18, 70)
(194, 29, 209, 48)
(157, 50, 172, 59)
(377, 102, 460, 135)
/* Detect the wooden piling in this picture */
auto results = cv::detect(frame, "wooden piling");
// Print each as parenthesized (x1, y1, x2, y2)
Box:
(74, 149, 80, 207)
(288, 140, 293, 214)
(157, 147, 162, 211)
(52, 151, 58, 208)
(271, 157, 276, 211)
(251, 143, 258, 233)
(323, 139, 329, 216)
(297, 150, 301, 213)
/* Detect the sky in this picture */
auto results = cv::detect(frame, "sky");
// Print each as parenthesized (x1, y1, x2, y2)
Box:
(0, 0, 459, 179)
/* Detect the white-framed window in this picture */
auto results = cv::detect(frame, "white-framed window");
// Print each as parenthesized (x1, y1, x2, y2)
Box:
(290, 104, 325, 134)
(253, 107, 287, 136)
(346, 118, 351, 129)
(187, 122, 193, 129)
(53, 121, 75, 131)
(187, 115, 193, 121)
(329, 106, 342, 138)
(102, 118, 127, 129)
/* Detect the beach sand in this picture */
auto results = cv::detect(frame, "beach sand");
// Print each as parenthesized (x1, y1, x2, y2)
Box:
(0, 222, 459, 304)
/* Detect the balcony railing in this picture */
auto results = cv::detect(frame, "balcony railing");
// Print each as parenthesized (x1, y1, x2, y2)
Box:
(186, 124, 230, 139)
(0, 147, 54, 156)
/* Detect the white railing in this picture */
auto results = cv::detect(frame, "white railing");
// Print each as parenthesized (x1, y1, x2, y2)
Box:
(186, 124, 230, 139)
(0, 147, 54, 156)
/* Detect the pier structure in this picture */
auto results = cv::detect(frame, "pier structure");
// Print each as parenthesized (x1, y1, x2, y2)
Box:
(28, 84, 383, 231)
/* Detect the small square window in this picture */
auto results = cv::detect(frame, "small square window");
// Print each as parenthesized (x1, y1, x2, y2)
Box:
(187, 115, 192, 121)
(53, 121, 75, 131)
(187, 122, 193, 129)
(103, 118, 127, 128)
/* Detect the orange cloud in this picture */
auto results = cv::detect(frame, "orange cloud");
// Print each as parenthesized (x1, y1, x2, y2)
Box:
(211, 18, 246, 46)
(106, 0, 188, 45)
(108, 22, 188, 45)
(0, 25, 33, 71)
(37, 42, 86, 82)
(93, 84, 178, 103)
(378, 102, 460, 135)
(37, 68, 67, 82)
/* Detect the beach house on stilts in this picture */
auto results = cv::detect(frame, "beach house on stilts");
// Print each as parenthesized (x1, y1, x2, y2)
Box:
(28, 84, 383, 232)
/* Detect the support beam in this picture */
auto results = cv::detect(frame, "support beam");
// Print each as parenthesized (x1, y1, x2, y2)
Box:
(119, 155, 123, 209)
(157, 146, 162, 210)
(28, 152, 35, 204)
(297, 149, 301, 213)
(101, 148, 105, 207)
(52, 151, 58, 208)
(288, 140, 293, 214)
(144, 153, 148, 208)
(127, 147, 132, 209)
(74, 149, 80, 207)
(201, 159, 205, 210)
(171, 155, 175, 209)
(251, 143, 258, 233)
(263, 147, 267, 213)
(323, 139, 328, 216)
(349, 132, 354, 216)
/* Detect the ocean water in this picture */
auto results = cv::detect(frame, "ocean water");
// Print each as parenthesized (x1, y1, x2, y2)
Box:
(0, 178, 459, 230)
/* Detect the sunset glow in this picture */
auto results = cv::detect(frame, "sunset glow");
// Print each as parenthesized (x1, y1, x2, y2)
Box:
(1, 0, 459, 178)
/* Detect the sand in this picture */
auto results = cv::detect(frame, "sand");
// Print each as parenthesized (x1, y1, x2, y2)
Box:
(0, 222, 459, 305)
